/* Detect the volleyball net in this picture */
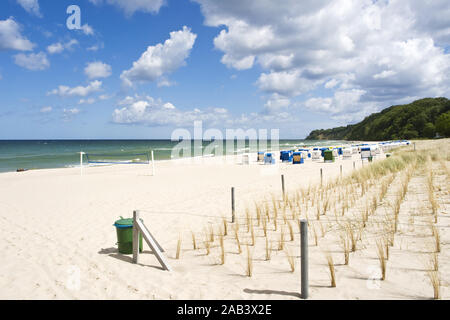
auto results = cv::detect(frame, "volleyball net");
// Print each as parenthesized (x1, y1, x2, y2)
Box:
(85, 152, 150, 165)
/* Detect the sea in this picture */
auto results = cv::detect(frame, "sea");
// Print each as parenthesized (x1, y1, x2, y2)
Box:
(0, 140, 347, 173)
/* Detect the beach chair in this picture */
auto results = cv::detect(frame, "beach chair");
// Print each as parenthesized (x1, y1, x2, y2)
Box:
(280, 151, 293, 163)
(332, 149, 339, 158)
(342, 148, 352, 159)
(312, 150, 322, 161)
(264, 153, 275, 165)
(242, 154, 249, 165)
(361, 147, 371, 160)
(257, 152, 265, 162)
(293, 152, 304, 164)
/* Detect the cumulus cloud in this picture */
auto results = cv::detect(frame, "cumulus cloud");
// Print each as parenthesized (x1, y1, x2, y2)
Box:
(112, 95, 230, 127)
(263, 93, 290, 113)
(78, 98, 96, 105)
(46, 39, 78, 54)
(14, 51, 49, 70)
(87, 43, 103, 51)
(81, 24, 94, 36)
(0, 17, 34, 51)
(88, 0, 165, 16)
(16, 0, 42, 17)
(62, 108, 81, 121)
(120, 26, 197, 86)
(84, 61, 112, 79)
(194, 0, 450, 122)
(303, 89, 374, 123)
(48, 80, 102, 97)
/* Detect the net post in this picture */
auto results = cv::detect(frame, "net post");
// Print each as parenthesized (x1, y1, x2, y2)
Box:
(79, 152, 85, 176)
(151, 150, 155, 176)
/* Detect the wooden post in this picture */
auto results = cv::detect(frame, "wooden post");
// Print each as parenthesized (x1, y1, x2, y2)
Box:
(340, 165, 343, 178)
(353, 161, 355, 170)
(231, 187, 235, 223)
(300, 220, 309, 299)
(133, 210, 140, 264)
(413, 142, 416, 151)
(320, 168, 323, 185)
(137, 219, 172, 271)
(281, 175, 285, 201)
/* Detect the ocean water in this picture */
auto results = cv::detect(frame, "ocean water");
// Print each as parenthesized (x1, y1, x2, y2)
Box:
(0, 140, 346, 173)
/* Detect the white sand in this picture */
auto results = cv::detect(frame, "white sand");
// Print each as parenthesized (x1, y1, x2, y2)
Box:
(0, 142, 448, 300)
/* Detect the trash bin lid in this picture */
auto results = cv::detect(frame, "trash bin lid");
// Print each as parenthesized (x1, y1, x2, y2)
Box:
(114, 217, 133, 228)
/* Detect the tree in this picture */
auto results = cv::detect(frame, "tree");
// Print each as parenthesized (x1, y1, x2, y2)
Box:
(435, 111, 450, 137)
(423, 122, 436, 138)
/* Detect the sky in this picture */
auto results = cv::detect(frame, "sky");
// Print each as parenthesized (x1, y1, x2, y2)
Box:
(0, 0, 449, 139)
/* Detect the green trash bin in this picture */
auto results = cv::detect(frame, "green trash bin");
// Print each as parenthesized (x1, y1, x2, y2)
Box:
(323, 150, 335, 163)
(368, 156, 373, 162)
(114, 217, 143, 254)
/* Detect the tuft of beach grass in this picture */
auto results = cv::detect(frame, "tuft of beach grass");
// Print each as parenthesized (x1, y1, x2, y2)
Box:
(176, 234, 182, 259)
(376, 239, 386, 280)
(285, 247, 295, 272)
(325, 252, 336, 287)
(246, 245, 253, 277)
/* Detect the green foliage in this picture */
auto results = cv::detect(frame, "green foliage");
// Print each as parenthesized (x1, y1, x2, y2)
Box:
(306, 98, 450, 140)
(435, 111, 450, 137)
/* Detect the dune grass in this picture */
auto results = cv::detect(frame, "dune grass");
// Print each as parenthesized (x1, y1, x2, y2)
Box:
(176, 234, 182, 259)
(427, 271, 440, 300)
(246, 245, 253, 277)
(285, 247, 295, 272)
(325, 252, 336, 287)
(376, 239, 386, 280)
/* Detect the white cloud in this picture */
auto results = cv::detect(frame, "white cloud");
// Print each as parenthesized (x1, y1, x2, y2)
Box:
(112, 95, 230, 127)
(263, 94, 290, 113)
(46, 39, 78, 54)
(0, 17, 34, 51)
(40, 106, 52, 113)
(84, 61, 112, 79)
(14, 51, 49, 70)
(194, 0, 450, 122)
(16, 0, 42, 17)
(81, 24, 94, 36)
(157, 77, 175, 87)
(257, 70, 318, 97)
(304, 89, 368, 122)
(324, 79, 339, 89)
(62, 108, 81, 120)
(120, 26, 197, 86)
(48, 80, 102, 97)
(373, 70, 397, 79)
(99, 94, 112, 100)
(87, 43, 103, 51)
(47, 42, 63, 54)
(88, 0, 165, 16)
(78, 98, 96, 105)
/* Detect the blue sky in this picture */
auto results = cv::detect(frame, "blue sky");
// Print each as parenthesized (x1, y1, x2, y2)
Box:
(0, 0, 449, 139)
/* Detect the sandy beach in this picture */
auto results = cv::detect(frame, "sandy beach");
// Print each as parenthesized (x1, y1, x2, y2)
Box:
(0, 140, 448, 300)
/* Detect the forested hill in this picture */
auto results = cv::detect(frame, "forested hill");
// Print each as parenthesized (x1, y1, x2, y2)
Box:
(305, 98, 450, 141)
